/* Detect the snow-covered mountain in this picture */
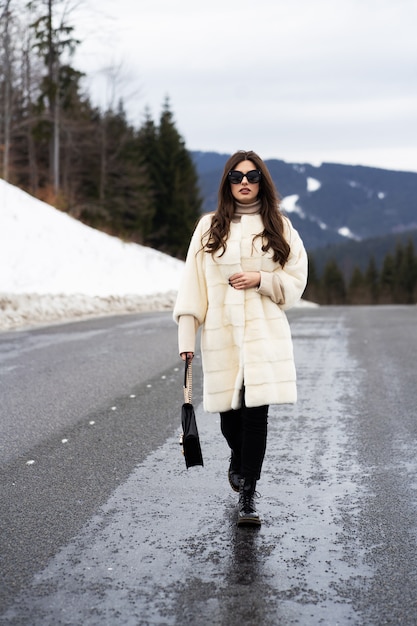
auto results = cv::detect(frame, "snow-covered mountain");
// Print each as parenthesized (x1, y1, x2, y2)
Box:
(193, 152, 417, 250)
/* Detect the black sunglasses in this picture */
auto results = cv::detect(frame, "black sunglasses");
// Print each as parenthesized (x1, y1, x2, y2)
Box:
(228, 169, 262, 184)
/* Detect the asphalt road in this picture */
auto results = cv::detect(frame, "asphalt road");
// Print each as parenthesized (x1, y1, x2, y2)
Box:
(0, 306, 416, 625)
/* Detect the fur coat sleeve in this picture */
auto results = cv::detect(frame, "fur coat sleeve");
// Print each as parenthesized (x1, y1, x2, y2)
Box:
(257, 216, 308, 310)
(173, 214, 211, 326)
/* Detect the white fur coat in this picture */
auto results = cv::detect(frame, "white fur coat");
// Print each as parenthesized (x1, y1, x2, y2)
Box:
(174, 213, 308, 413)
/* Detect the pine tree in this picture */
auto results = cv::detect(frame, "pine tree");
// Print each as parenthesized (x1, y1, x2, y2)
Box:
(136, 108, 159, 242)
(73, 102, 153, 243)
(392, 242, 405, 303)
(148, 98, 202, 258)
(379, 253, 395, 303)
(365, 256, 379, 304)
(398, 239, 417, 304)
(321, 259, 346, 304)
(348, 266, 367, 304)
(303, 255, 320, 303)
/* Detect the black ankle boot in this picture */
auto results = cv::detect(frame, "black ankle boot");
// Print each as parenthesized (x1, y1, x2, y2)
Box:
(228, 453, 241, 492)
(237, 478, 261, 526)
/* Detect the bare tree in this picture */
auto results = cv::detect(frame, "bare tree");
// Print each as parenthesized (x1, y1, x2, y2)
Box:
(28, 0, 80, 194)
(21, 20, 41, 192)
(96, 61, 140, 203)
(1, 0, 14, 180)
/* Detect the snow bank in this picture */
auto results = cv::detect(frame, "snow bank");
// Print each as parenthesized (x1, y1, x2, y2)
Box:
(0, 292, 178, 331)
(0, 179, 184, 297)
(0, 179, 185, 329)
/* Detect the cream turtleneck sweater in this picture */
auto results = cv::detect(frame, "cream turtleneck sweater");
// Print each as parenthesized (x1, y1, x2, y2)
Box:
(232, 199, 261, 221)
(177, 200, 284, 355)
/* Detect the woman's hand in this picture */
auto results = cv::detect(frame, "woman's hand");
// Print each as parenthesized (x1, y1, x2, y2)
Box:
(180, 352, 194, 361)
(228, 271, 261, 290)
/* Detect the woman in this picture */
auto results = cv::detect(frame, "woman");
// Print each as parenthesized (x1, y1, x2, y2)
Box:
(174, 150, 308, 526)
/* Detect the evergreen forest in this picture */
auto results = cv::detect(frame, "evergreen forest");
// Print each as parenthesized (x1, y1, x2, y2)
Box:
(305, 239, 417, 305)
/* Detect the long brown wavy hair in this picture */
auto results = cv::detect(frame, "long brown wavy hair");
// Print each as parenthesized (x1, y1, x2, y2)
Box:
(202, 150, 290, 266)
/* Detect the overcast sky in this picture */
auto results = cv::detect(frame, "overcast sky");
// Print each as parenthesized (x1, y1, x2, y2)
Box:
(74, 0, 417, 173)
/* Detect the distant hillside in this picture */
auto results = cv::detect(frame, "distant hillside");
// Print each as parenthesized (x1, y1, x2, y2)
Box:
(191, 151, 417, 252)
(308, 228, 417, 280)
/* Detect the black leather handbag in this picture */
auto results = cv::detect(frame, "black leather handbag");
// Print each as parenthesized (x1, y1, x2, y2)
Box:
(181, 357, 203, 469)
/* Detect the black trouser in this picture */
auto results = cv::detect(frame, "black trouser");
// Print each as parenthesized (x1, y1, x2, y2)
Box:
(220, 391, 268, 481)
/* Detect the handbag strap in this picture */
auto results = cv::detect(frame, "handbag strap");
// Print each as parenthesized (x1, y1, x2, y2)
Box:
(183, 356, 193, 404)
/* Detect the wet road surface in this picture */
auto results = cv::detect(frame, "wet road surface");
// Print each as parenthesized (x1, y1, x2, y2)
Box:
(1, 306, 417, 625)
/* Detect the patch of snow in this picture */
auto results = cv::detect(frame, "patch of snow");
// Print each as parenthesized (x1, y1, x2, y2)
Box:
(292, 164, 306, 174)
(281, 194, 306, 218)
(282, 193, 333, 234)
(307, 177, 321, 192)
(338, 226, 360, 240)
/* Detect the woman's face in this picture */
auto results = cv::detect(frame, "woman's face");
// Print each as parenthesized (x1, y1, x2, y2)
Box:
(229, 159, 260, 204)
